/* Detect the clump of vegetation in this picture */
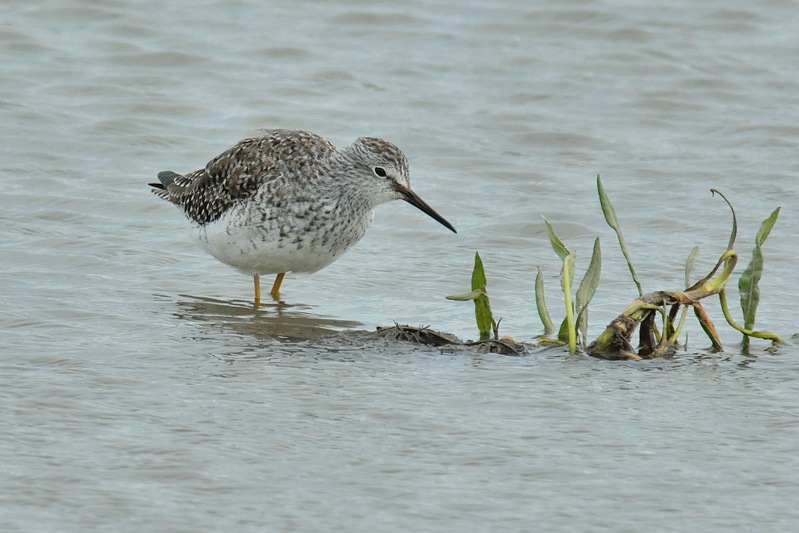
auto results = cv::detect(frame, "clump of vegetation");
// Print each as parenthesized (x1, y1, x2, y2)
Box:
(445, 253, 525, 354)
(446, 252, 498, 341)
(447, 176, 784, 359)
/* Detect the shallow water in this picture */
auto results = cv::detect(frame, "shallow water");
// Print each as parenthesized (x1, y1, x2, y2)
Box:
(2, 0, 799, 530)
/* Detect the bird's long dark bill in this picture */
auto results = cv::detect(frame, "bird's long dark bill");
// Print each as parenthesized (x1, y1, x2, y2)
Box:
(400, 187, 457, 234)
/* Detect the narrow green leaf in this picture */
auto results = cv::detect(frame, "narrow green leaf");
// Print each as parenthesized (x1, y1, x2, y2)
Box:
(474, 300, 493, 341)
(597, 175, 620, 228)
(710, 189, 737, 251)
(739, 247, 763, 330)
(739, 207, 780, 349)
(445, 290, 485, 301)
(564, 252, 576, 294)
(471, 251, 487, 292)
(576, 238, 602, 312)
(471, 252, 494, 341)
(542, 217, 577, 351)
(562, 253, 577, 354)
(541, 216, 572, 261)
(684, 245, 700, 289)
(447, 252, 496, 342)
(535, 266, 555, 335)
(575, 238, 602, 343)
(557, 316, 570, 343)
(755, 207, 780, 247)
(597, 175, 643, 297)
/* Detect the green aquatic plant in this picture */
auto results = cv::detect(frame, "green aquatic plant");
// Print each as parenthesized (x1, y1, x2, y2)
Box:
(446, 252, 498, 341)
(684, 245, 700, 289)
(446, 179, 783, 359)
(534, 266, 555, 336)
(575, 237, 602, 349)
(541, 217, 576, 353)
(597, 176, 642, 297)
(737, 207, 780, 354)
(587, 248, 737, 359)
(587, 188, 784, 359)
(535, 219, 601, 355)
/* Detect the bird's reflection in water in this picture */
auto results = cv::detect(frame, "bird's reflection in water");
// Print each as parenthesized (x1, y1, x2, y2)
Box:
(167, 294, 362, 342)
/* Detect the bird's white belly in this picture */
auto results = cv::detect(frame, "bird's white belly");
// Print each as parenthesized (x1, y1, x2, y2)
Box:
(196, 203, 373, 276)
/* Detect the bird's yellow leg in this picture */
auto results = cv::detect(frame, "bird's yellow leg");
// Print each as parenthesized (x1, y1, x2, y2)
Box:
(253, 273, 261, 308)
(270, 273, 285, 300)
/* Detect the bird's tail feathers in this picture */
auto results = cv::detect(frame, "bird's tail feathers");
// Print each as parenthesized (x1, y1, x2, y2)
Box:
(149, 170, 184, 200)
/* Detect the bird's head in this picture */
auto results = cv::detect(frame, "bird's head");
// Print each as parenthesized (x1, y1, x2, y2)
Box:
(343, 137, 457, 234)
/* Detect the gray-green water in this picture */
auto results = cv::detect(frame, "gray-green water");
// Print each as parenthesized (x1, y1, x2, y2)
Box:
(2, 1, 799, 531)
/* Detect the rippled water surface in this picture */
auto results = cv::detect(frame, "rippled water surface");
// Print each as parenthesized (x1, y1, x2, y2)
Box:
(3, 0, 799, 530)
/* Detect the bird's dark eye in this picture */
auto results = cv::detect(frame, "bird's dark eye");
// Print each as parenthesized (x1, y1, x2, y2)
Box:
(373, 166, 387, 177)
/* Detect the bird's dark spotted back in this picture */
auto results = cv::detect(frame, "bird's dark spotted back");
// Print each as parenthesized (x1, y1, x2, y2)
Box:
(152, 130, 336, 225)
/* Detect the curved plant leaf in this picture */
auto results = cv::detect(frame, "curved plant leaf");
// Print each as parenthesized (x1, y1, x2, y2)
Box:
(561, 252, 577, 353)
(446, 290, 485, 301)
(446, 252, 497, 341)
(472, 252, 493, 340)
(684, 245, 700, 289)
(535, 266, 555, 335)
(597, 175, 642, 297)
(739, 207, 780, 350)
(542, 216, 571, 260)
(575, 238, 602, 343)
(711, 189, 737, 251)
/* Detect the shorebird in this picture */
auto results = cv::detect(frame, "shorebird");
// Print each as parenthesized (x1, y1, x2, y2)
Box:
(149, 129, 456, 305)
